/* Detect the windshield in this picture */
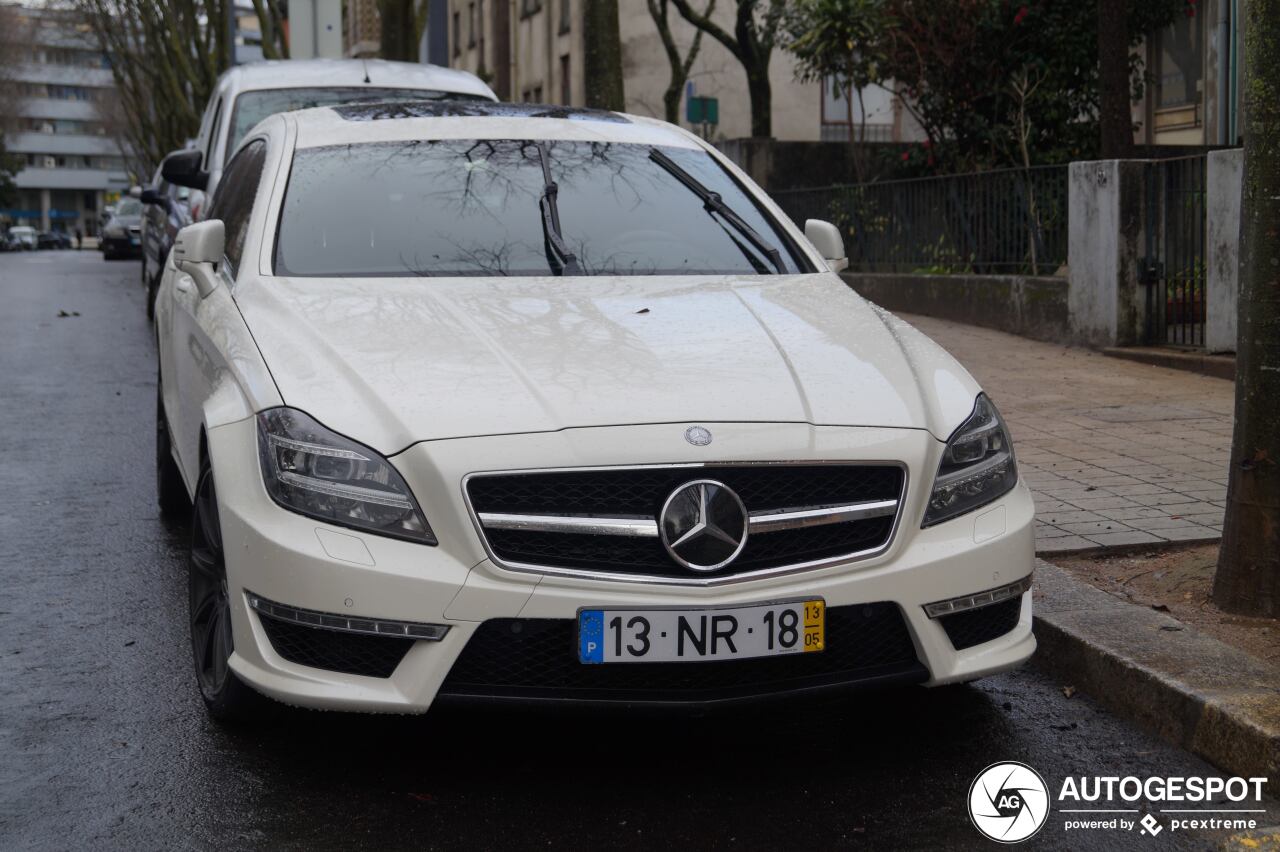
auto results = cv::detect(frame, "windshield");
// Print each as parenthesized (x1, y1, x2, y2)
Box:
(273, 140, 806, 277)
(227, 88, 490, 160)
(114, 198, 142, 217)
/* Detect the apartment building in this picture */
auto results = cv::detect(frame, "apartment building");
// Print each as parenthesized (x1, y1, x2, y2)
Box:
(441, 0, 919, 143)
(1, 5, 129, 235)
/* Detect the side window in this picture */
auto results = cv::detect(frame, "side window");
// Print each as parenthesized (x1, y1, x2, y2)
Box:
(203, 97, 223, 171)
(206, 139, 267, 276)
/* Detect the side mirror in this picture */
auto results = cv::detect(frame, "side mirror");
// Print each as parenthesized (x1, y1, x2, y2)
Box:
(140, 187, 163, 206)
(805, 219, 848, 273)
(173, 220, 225, 298)
(160, 149, 209, 192)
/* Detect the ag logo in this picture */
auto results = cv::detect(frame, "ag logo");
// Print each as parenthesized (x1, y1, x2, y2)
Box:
(968, 761, 1050, 843)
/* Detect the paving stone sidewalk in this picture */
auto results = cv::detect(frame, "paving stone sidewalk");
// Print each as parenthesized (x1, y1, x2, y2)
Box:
(902, 314, 1235, 553)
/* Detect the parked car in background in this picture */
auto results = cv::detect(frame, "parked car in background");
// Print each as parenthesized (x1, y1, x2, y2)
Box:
(100, 198, 143, 260)
(0, 230, 20, 251)
(154, 102, 1034, 722)
(140, 160, 193, 319)
(9, 226, 38, 250)
(158, 58, 496, 220)
(37, 230, 72, 250)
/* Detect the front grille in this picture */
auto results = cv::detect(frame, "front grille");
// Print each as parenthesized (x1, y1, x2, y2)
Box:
(938, 598, 1022, 650)
(260, 615, 414, 678)
(439, 602, 925, 703)
(468, 465, 904, 580)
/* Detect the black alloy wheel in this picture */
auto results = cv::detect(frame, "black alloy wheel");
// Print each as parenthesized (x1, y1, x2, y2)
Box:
(188, 463, 270, 722)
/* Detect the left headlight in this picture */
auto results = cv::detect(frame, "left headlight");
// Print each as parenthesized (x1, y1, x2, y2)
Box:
(104, 225, 125, 238)
(256, 407, 436, 544)
(922, 394, 1018, 527)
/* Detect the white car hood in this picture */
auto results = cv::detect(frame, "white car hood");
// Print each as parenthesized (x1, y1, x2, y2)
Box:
(235, 274, 981, 455)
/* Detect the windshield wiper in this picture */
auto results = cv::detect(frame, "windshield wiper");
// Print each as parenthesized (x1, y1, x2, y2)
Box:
(648, 148, 787, 274)
(535, 142, 581, 275)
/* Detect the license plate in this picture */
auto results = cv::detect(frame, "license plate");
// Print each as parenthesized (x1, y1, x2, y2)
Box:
(578, 599, 824, 664)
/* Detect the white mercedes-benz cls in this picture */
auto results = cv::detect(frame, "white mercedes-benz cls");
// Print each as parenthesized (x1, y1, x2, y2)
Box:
(154, 100, 1035, 721)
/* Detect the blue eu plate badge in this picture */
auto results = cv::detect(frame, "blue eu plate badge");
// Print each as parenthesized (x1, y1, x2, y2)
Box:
(578, 610, 605, 663)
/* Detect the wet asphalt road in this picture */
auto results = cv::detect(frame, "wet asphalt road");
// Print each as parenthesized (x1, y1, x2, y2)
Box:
(0, 250, 1271, 850)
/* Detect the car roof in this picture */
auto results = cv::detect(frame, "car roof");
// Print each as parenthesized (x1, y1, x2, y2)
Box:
(285, 100, 705, 151)
(215, 58, 496, 101)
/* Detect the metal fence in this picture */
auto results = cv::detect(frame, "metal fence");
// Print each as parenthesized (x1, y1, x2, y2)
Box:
(1141, 156, 1207, 347)
(772, 165, 1069, 276)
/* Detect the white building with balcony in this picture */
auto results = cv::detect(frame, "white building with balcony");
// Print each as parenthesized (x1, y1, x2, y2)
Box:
(2, 5, 130, 236)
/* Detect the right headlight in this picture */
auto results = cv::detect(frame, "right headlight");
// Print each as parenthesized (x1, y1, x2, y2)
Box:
(256, 407, 436, 544)
(922, 394, 1018, 527)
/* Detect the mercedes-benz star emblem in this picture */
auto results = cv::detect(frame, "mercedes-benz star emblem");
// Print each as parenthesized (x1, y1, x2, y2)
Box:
(684, 426, 713, 446)
(659, 479, 749, 572)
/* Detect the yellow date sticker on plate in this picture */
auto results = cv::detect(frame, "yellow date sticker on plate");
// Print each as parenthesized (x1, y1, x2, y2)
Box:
(803, 599, 825, 652)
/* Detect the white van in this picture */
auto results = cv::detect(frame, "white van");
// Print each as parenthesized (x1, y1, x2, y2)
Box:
(161, 58, 496, 218)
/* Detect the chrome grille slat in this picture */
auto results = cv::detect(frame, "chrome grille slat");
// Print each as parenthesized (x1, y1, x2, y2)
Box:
(476, 498, 900, 538)
(465, 463, 907, 585)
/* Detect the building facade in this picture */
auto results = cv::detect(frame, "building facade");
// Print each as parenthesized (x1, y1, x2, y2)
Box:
(1, 5, 129, 235)
(439, 0, 920, 144)
(1134, 0, 1242, 147)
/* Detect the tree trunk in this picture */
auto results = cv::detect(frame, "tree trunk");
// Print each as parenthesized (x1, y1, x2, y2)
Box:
(584, 0, 626, 110)
(663, 85, 682, 124)
(746, 66, 771, 137)
(378, 0, 419, 61)
(1213, 0, 1280, 617)
(1097, 0, 1133, 159)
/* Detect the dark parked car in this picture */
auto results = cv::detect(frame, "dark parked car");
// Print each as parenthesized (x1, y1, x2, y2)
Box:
(37, 230, 72, 250)
(140, 163, 192, 319)
(100, 197, 143, 260)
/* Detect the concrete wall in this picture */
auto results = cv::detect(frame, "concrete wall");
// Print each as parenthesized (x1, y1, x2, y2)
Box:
(1206, 148, 1242, 353)
(1067, 160, 1147, 348)
(842, 273, 1070, 344)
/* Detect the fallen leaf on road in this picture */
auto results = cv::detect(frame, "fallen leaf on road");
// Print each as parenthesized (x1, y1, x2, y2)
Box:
(1062, 685, 1076, 698)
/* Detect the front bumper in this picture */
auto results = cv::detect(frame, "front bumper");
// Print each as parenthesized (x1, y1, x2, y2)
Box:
(101, 236, 141, 256)
(209, 417, 1036, 714)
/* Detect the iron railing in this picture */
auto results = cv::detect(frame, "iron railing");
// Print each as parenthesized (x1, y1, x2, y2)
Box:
(1142, 155, 1207, 347)
(772, 165, 1069, 275)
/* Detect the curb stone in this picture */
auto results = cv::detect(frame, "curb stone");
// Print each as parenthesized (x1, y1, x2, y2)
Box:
(1030, 559, 1280, 787)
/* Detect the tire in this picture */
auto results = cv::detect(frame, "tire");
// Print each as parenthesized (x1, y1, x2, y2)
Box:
(189, 462, 273, 723)
(156, 385, 190, 521)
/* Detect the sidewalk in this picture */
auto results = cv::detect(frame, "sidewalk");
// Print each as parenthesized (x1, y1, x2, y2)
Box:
(902, 314, 1235, 554)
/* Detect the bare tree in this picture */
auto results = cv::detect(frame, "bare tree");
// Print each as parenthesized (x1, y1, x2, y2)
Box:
(647, 0, 713, 125)
(75, 0, 285, 176)
(378, 0, 429, 61)
(667, 0, 785, 137)
(1097, 0, 1132, 158)
(0, 5, 34, 206)
(584, 0, 626, 110)
(1213, 0, 1280, 617)
(251, 0, 290, 59)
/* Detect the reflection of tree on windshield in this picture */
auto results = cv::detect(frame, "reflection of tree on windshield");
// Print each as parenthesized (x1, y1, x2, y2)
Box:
(274, 139, 803, 277)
